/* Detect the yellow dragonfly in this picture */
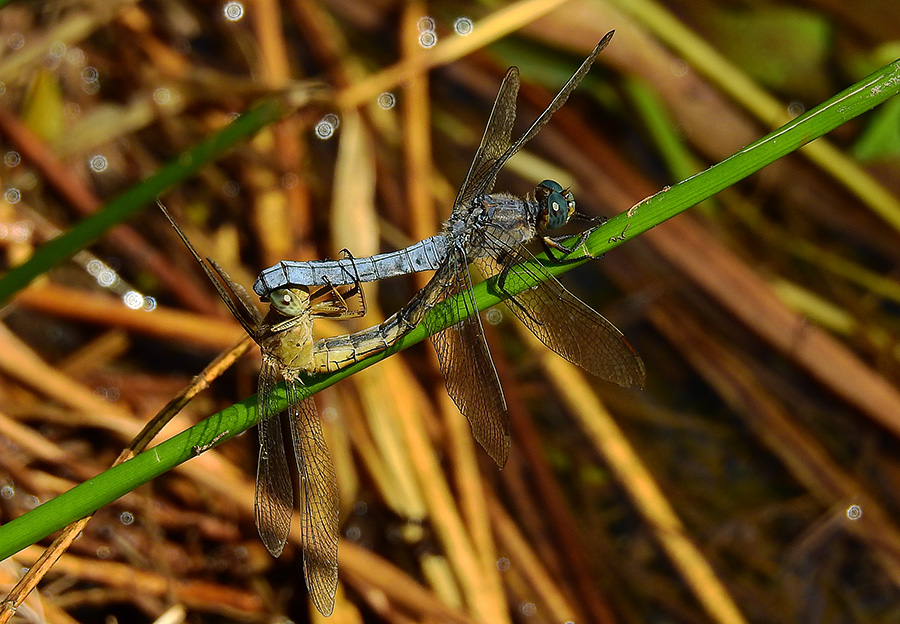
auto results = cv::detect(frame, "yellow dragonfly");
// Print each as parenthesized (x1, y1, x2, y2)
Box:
(161, 205, 371, 616)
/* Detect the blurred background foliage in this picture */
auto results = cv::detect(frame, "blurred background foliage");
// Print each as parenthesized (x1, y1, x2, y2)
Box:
(0, 0, 899, 622)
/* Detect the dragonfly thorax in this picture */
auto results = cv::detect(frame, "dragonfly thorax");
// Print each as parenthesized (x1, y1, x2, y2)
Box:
(535, 179, 576, 231)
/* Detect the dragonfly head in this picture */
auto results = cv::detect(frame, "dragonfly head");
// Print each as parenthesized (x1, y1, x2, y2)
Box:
(266, 287, 311, 318)
(535, 179, 575, 231)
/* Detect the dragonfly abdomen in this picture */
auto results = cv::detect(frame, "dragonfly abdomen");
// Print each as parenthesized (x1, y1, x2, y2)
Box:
(254, 236, 448, 295)
(311, 260, 453, 372)
(313, 311, 414, 371)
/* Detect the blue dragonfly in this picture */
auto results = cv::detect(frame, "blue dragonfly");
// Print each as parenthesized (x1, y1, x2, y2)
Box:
(254, 31, 644, 467)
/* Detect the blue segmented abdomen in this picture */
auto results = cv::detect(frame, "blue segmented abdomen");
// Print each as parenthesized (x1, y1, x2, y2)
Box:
(253, 235, 449, 296)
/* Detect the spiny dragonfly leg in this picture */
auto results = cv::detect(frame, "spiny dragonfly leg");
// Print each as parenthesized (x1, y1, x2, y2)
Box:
(541, 228, 603, 262)
(542, 210, 612, 262)
(311, 249, 367, 319)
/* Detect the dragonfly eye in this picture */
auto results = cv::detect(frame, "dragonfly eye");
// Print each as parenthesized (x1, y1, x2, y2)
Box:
(538, 179, 564, 194)
(536, 180, 573, 230)
(270, 288, 309, 317)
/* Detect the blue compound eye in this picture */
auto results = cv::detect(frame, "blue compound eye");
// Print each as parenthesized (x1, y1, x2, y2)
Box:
(269, 288, 309, 317)
(537, 180, 571, 230)
(539, 179, 563, 193)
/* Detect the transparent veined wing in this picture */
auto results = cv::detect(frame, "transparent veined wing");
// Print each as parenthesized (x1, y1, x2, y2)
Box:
(495, 32, 614, 171)
(286, 380, 340, 616)
(254, 359, 294, 557)
(453, 67, 519, 211)
(424, 248, 511, 466)
(455, 32, 615, 210)
(474, 234, 645, 388)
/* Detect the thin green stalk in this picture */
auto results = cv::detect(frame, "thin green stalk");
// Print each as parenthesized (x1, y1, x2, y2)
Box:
(0, 96, 291, 306)
(0, 58, 897, 561)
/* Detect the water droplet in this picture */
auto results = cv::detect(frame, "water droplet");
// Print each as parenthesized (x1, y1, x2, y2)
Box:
(64, 102, 81, 119)
(142, 296, 157, 312)
(23, 495, 39, 509)
(120, 511, 134, 525)
(5, 188, 21, 204)
(222, 180, 240, 197)
(847, 504, 862, 520)
(123, 291, 143, 310)
(7, 34, 24, 50)
(321, 406, 338, 422)
(417, 17, 436, 32)
(96, 546, 110, 559)
(49, 41, 66, 58)
(83, 81, 100, 95)
(281, 172, 298, 188)
(485, 308, 502, 325)
(377, 92, 396, 109)
(419, 31, 437, 48)
(82, 66, 98, 83)
(153, 87, 171, 104)
(345, 526, 362, 541)
(88, 154, 108, 172)
(519, 603, 536, 616)
(496, 557, 511, 571)
(97, 269, 118, 287)
(223, 1, 244, 21)
(353, 501, 368, 515)
(0, 485, 14, 499)
(454, 17, 473, 35)
(19, 172, 37, 190)
(787, 101, 805, 118)
(671, 59, 689, 77)
(4, 151, 20, 166)
(42, 55, 61, 72)
(66, 47, 86, 66)
(10, 221, 31, 242)
(314, 119, 335, 140)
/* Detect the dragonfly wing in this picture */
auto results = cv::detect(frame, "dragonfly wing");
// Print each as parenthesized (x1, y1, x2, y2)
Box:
(425, 249, 510, 466)
(158, 203, 264, 336)
(453, 67, 520, 210)
(254, 359, 293, 557)
(498, 32, 614, 166)
(287, 380, 339, 616)
(474, 240, 645, 388)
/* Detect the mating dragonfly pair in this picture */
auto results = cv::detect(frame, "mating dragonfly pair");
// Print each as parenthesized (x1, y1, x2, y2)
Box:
(165, 30, 643, 617)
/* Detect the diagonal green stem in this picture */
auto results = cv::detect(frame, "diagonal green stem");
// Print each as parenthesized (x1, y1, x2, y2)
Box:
(0, 58, 897, 561)
(0, 96, 292, 306)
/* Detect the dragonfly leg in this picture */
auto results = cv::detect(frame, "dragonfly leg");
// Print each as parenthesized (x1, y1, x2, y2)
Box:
(314, 278, 367, 319)
(542, 229, 601, 262)
(310, 250, 367, 319)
